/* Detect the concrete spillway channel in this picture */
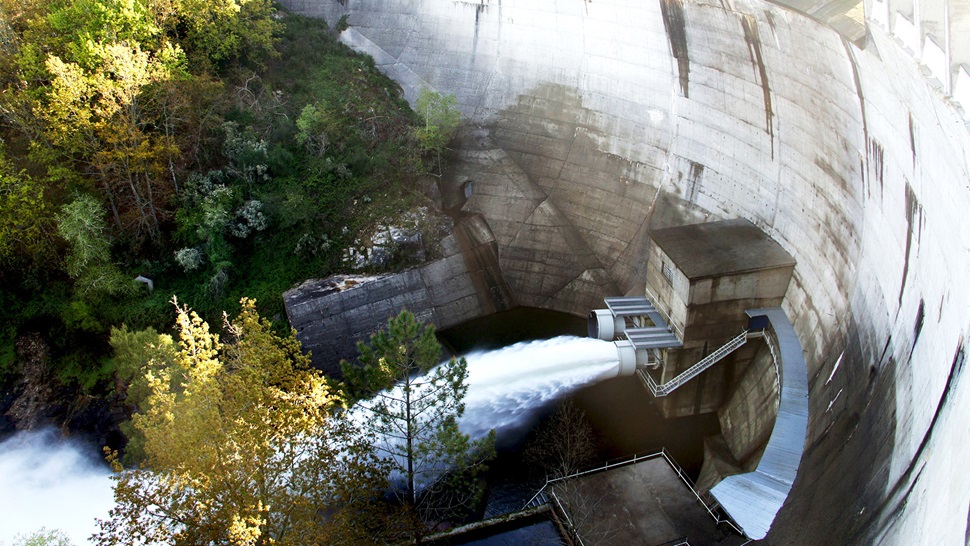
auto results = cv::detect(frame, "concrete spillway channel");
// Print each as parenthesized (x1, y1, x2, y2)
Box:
(280, 0, 970, 543)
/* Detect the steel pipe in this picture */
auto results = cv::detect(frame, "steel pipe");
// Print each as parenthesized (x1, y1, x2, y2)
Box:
(588, 309, 626, 340)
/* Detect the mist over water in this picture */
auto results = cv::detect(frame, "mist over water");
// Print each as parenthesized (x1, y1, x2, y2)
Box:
(460, 336, 620, 441)
(0, 429, 114, 545)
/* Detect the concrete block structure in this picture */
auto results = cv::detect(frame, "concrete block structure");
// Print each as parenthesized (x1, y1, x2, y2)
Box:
(644, 218, 795, 417)
(284, 215, 514, 375)
(646, 218, 795, 342)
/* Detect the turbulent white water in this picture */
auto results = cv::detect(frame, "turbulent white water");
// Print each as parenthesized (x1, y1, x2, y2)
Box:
(0, 336, 619, 542)
(459, 335, 620, 440)
(0, 429, 114, 545)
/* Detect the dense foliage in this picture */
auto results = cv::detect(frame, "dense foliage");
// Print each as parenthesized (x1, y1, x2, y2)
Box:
(94, 304, 492, 544)
(96, 300, 401, 545)
(0, 2, 479, 539)
(0, 0, 449, 419)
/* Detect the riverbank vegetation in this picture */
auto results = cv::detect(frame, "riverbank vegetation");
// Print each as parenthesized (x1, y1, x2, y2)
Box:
(0, 0, 479, 539)
(0, 0, 458, 446)
(95, 304, 490, 544)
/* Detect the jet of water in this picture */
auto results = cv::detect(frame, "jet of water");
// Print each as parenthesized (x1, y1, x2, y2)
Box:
(349, 335, 620, 490)
(459, 335, 620, 441)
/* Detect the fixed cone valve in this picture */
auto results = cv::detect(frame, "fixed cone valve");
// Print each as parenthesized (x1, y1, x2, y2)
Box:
(588, 309, 625, 340)
(613, 339, 650, 377)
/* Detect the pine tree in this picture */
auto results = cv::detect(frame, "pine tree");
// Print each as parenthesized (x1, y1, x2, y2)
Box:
(342, 309, 496, 531)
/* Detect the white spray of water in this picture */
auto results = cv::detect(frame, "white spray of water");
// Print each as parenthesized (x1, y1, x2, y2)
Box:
(458, 336, 621, 440)
(0, 336, 619, 542)
(0, 429, 114, 545)
(349, 335, 620, 488)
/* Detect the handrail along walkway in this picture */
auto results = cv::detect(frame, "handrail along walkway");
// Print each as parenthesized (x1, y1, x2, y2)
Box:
(524, 449, 746, 538)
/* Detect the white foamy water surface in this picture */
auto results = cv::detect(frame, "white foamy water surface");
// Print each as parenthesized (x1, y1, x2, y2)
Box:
(0, 429, 114, 545)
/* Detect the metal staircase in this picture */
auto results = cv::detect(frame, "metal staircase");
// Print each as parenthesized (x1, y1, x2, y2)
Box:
(524, 490, 550, 509)
(639, 330, 750, 397)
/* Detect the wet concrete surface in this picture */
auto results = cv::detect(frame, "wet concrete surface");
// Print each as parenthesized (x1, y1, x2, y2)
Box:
(553, 457, 745, 545)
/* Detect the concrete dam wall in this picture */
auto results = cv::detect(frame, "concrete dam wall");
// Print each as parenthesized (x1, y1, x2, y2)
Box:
(278, 0, 970, 543)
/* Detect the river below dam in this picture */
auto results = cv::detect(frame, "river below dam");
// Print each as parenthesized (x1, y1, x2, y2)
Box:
(438, 308, 721, 523)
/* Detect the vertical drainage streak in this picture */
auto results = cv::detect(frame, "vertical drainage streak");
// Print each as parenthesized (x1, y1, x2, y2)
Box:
(843, 38, 870, 198)
(874, 340, 966, 532)
(912, 299, 925, 350)
(685, 160, 704, 203)
(898, 184, 920, 306)
(870, 139, 885, 196)
(659, 0, 690, 98)
(908, 113, 917, 165)
(965, 504, 970, 545)
(741, 15, 774, 159)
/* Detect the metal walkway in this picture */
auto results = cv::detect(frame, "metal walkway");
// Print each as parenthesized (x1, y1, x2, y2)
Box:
(708, 308, 809, 540)
(605, 296, 682, 349)
(639, 330, 751, 396)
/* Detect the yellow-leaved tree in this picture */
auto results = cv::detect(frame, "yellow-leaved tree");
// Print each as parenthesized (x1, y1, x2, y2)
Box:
(95, 298, 398, 545)
(42, 40, 185, 241)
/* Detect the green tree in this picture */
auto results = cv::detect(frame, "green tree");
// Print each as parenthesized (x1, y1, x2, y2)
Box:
(157, 0, 280, 72)
(96, 298, 395, 545)
(5, 0, 229, 244)
(55, 194, 130, 298)
(0, 145, 53, 271)
(342, 310, 495, 531)
(107, 324, 178, 464)
(413, 88, 460, 153)
(42, 40, 186, 241)
(413, 88, 460, 175)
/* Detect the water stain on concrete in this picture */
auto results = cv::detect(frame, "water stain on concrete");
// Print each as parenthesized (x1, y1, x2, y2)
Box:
(814, 156, 850, 200)
(873, 339, 965, 535)
(908, 113, 916, 165)
(898, 182, 921, 306)
(741, 14, 774, 159)
(464, 0, 490, 61)
(878, 335, 893, 368)
(965, 505, 970, 545)
(660, 0, 690, 98)
(869, 138, 884, 196)
(843, 37, 872, 198)
(764, 10, 776, 33)
(685, 160, 704, 203)
(912, 299, 925, 350)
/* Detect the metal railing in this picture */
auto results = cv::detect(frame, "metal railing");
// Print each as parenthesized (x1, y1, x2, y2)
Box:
(522, 448, 746, 539)
(641, 330, 750, 396)
(747, 328, 781, 388)
(547, 489, 586, 546)
(642, 286, 685, 339)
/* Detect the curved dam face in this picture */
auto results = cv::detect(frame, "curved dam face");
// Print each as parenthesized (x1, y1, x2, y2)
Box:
(280, 0, 970, 543)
